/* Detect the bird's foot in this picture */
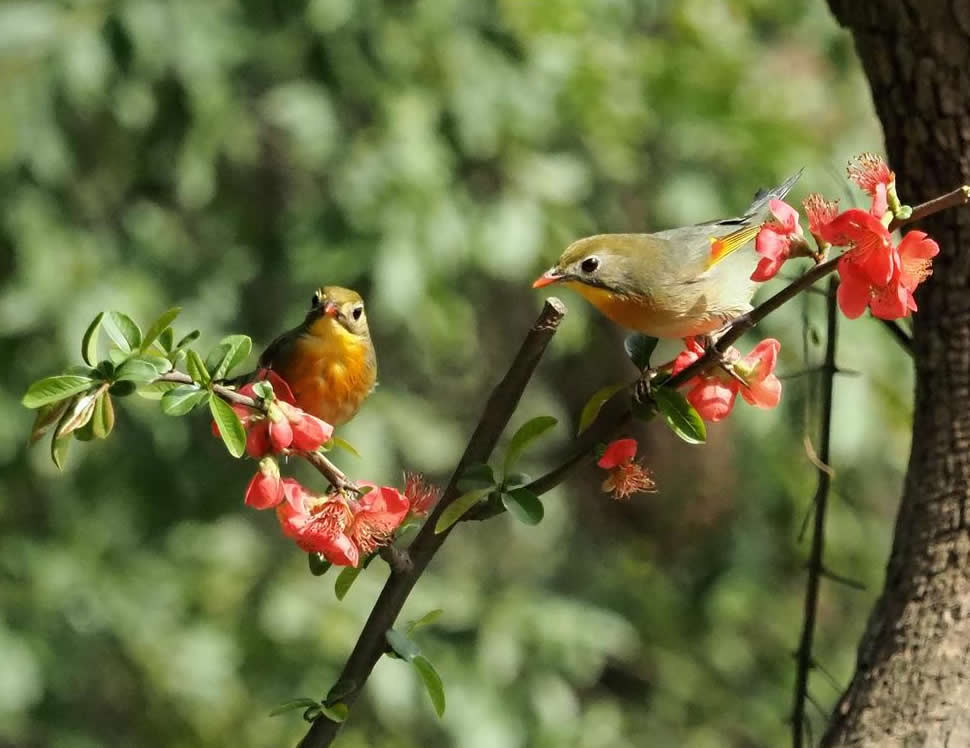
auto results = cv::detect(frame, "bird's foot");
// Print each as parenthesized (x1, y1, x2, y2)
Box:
(633, 368, 660, 404)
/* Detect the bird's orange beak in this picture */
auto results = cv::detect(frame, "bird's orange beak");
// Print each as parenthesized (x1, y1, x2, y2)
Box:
(532, 269, 563, 289)
(323, 301, 339, 318)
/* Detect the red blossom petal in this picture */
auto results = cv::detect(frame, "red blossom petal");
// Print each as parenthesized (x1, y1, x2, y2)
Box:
(348, 484, 409, 555)
(836, 258, 872, 319)
(847, 153, 893, 197)
(244, 458, 284, 510)
(869, 276, 912, 320)
(281, 477, 313, 513)
(671, 338, 706, 375)
(740, 374, 782, 409)
(246, 420, 272, 458)
(268, 414, 293, 451)
(290, 413, 334, 452)
(740, 339, 780, 384)
(751, 252, 786, 282)
(768, 198, 802, 234)
(803, 193, 840, 238)
(598, 438, 638, 469)
(255, 369, 297, 405)
(687, 378, 738, 423)
(403, 472, 442, 516)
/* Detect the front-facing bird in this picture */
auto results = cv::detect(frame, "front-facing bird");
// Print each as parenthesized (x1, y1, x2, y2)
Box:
(533, 171, 802, 339)
(258, 286, 377, 427)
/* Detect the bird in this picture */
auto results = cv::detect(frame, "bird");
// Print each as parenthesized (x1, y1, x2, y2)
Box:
(257, 286, 377, 427)
(532, 171, 802, 339)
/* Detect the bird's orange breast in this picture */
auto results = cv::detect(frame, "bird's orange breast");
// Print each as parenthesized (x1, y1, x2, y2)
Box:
(274, 319, 376, 426)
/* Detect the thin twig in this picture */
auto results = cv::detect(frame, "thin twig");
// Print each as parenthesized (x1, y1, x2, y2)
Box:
(159, 370, 257, 408)
(879, 318, 913, 354)
(890, 184, 970, 230)
(298, 299, 567, 748)
(792, 277, 838, 748)
(302, 450, 354, 493)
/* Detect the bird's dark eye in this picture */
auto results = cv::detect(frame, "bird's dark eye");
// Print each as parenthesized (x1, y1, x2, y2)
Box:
(310, 291, 322, 308)
(580, 256, 600, 274)
(352, 305, 363, 321)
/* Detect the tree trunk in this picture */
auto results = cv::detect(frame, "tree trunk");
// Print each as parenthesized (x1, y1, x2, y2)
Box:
(823, 1, 970, 745)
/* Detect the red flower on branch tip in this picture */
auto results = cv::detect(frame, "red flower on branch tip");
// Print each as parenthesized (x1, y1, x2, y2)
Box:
(211, 369, 334, 457)
(752, 199, 809, 281)
(847, 152, 894, 218)
(820, 208, 895, 287)
(403, 472, 442, 517)
(597, 438, 655, 500)
(245, 456, 284, 510)
(672, 338, 783, 422)
(803, 193, 840, 248)
(276, 482, 410, 567)
(837, 230, 939, 320)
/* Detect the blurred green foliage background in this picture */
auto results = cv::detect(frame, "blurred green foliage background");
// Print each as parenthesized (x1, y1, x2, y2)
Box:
(0, 1, 912, 746)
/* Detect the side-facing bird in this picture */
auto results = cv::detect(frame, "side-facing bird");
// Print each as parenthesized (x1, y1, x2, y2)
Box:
(258, 286, 377, 426)
(533, 171, 802, 339)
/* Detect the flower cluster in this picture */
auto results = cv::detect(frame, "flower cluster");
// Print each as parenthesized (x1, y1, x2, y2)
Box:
(597, 438, 655, 500)
(212, 369, 333, 457)
(751, 154, 939, 321)
(672, 337, 782, 423)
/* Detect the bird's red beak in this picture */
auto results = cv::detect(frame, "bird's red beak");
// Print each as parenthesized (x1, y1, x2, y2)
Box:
(532, 269, 562, 289)
(323, 301, 339, 318)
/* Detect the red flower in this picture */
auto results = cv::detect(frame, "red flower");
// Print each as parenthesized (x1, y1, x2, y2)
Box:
(597, 438, 655, 500)
(847, 153, 894, 218)
(672, 338, 783, 422)
(403, 472, 442, 517)
(244, 456, 284, 509)
(822, 208, 895, 286)
(211, 369, 333, 457)
(837, 230, 939, 320)
(275, 481, 410, 567)
(346, 483, 410, 555)
(803, 193, 840, 246)
(752, 199, 807, 281)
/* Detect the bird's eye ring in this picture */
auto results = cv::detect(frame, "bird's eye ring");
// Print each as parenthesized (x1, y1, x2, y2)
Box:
(580, 256, 600, 274)
(352, 305, 363, 321)
(311, 290, 323, 309)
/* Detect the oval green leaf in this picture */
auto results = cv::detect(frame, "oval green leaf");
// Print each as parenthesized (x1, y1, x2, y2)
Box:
(104, 311, 142, 353)
(624, 332, 659, 370)
(269, 698, 320, 717)
(114, 357, 161, 384)
(577, 382, 628, 435)
(160, 385, 209, 416)
(140, 307, 181, 353)
(503, 416, 557, 475)
(406, 609, 443, 634)
(385, 628, 420, 662)
(186, 349, 211, 386)
(330, 436, 360, 458)
(174, 329, 200, 351)
(209, 396, 246, 457)
(653, 387, 706, 444)
(29, 400, 71, 444)
(308, 553, 332, 577)
(92, 394, 115, 439)
(81, 312, 104, 366)
(206, 334, 253, 381)
(22, 375, 95, 409)
(319, 703, 349, 723)
(53, 391, 100, 438)
(334, 565, 362, 600)
(412, 655, 445, 717)
(501, 488, 544, 525)
(434, 487, 493, 534)
(137, 381, 181, 401)
(456, 463, 495, 492)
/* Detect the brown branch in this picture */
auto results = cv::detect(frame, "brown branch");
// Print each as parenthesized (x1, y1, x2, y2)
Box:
(792, 276, 839, 748)
(159, 370, 257, 408)
(889, 184, 970, 230)
(301, 450, 354, 493)
(298, 298, 567, 748)
(878, 318, 913, 354)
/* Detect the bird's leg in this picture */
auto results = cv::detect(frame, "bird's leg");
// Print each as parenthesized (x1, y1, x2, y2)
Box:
(633, 367, 659, 404)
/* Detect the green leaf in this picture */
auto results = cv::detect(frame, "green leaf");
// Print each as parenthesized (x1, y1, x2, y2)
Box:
(325, 680, 357, 705)
(334, 565, 362, 600)
(92, 394, 115, 439)
(29, 400, 71, 444)
(136, 353, 173, 374)
(319, 703, 348, 723)
(308, 553, 332, 576)
(653, 387, 707, 445)
(140, 307, 181, 353)
(108, 348, 129, 366)
(109, 381, 138, 397)
(501, 488, 544, 525)
(456, 463, 495, 492)
(160, 385, 209, 416)
(81, 312, 104, 366)
(269, 698, 320, 717)
(22, 375, 95, 408)
(412, 656, 445, 717)
(51, 433, 71, 470)
(209, 397, 246, 457)
(158, 327, 175, 353)
(406, 609, 443, 634)
(503, 416, 558, 475)
(103, 311, 142, 352)
(434, 487, 493, 534)
(331, 436, 360, 458)
(502, 472, 531, 490)
(577, 382, 628, 435)
(206, 334, 253, 380)
(174, 329, 200, 351)
(186, 349, 211, 386)
(624, 333, 659, 370)
(74, 418, 95, 442)
(114, 357, 161, 384)
(385, 628, 420, 662)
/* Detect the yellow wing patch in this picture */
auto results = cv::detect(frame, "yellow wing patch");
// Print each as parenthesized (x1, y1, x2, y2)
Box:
(706, 223, 763, 269)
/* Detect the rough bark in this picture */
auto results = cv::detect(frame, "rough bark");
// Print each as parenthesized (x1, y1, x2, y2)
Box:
(823, 1, 970, 746)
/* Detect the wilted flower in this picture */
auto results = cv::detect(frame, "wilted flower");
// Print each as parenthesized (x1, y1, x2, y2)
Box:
(403, 472, 442, 517)
(597, 438, 655, 500)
